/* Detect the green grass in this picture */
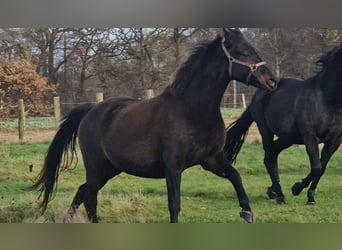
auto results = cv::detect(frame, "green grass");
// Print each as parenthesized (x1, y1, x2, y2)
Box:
(220, 108, 244, 119)
(1, 141, 342, 223)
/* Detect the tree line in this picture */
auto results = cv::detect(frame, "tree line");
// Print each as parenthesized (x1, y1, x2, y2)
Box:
(0, 28, 341, 117)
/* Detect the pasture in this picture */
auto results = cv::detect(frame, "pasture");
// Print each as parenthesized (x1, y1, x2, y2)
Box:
(1, 114, 342, 223)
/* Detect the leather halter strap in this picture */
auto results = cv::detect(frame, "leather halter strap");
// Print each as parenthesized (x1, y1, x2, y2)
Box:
(221, 37, 267, 84)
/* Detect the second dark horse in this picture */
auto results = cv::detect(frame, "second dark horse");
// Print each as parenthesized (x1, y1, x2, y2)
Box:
(225, 44, 342, 205)
(31, 29, 277, 223)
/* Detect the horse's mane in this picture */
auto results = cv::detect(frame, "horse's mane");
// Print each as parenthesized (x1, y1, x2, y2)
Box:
(165, 35, 222, 96)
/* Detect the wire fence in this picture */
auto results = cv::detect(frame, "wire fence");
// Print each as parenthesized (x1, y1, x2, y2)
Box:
(0, 93, 104, 142)
(0, 89, 257, 142)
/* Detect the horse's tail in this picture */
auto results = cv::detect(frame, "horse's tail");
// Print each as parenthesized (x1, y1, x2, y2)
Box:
(29, 103, 95, 213)
(224, 105, 254, 164)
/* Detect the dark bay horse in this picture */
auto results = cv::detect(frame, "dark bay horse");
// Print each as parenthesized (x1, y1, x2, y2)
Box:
(224, 44, 342, 205)
(31, 28, 277, 223)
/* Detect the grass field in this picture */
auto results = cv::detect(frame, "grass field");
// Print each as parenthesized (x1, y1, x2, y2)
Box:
(1, 139, 342, 223)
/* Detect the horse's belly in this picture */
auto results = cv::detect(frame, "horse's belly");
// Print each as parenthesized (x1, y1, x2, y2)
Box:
(103, 143, 166, 178)
(277, 133, 304, 144)
(123, 164, 165, 178)
(271, 128, 304, 144)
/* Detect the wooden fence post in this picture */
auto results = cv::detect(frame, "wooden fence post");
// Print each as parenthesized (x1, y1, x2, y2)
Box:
(96, 92, 104, 103)
(53, 96, 61, 128)
(241, 93, 246, 109)
(18, 99, 25, 142)
(145, 89, 155, 99)
(233, 80, 237, 108)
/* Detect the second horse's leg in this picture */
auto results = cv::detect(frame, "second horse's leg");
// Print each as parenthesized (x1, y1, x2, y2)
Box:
(306, 141, 340, 204)
(264, 139, 291, 204)
(292, 136, 321, 204)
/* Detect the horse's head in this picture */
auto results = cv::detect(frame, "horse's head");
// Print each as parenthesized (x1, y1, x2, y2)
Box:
(221, 28, 278, 91)
(315, 43, 342, 106)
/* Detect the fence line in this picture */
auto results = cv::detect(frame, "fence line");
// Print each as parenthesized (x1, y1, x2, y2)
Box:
(221, 92, 254, 109)
(15, 92, 104, 141)
(60, 102, 98, 105)
(10, 89, 250, 141)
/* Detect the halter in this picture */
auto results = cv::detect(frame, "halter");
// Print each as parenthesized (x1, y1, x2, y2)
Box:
(221, 37, 267, 84)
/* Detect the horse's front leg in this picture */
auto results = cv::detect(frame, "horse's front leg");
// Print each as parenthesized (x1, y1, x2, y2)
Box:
(164, 156, 183, 223)
(305, 141, 341, 204)
(202, 153, 253, 223)
(264, 139, 291, 204)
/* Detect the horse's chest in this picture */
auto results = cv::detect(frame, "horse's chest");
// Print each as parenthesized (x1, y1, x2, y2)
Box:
(318, 116, 342, 141)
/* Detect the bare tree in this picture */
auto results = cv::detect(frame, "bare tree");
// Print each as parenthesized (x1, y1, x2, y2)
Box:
(171, 28, 201, 68)
(0, 28, 30, 61)
(23, 28, 80, 85)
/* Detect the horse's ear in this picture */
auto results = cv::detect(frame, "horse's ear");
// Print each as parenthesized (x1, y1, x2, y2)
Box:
(221, 28, 231, 45)
(230, 28, 241, 33)
(222, 28, 242, 40)
(222, 28, 232, 39)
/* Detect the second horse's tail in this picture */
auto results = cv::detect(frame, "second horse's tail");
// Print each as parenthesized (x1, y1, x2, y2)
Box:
(224, 105, 254, 164)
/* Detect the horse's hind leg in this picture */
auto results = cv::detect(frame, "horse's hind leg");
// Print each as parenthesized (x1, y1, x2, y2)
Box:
(257, 123, 288, 204)
(202, 153, 253, 223)
(68, 183, 87, 218)
(264, 139, 291, 204)
(85, 163, 121, 223)
(68, 158, 121, 222)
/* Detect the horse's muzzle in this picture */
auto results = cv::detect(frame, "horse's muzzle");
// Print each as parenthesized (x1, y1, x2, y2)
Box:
(265, 78, 278, 91)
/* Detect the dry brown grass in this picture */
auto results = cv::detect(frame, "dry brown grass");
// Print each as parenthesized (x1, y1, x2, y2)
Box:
(0, 129, 56, 144)
(21, 208, 88, 223)
(1, 120, 261, 145)
(224, 117, 261, 143)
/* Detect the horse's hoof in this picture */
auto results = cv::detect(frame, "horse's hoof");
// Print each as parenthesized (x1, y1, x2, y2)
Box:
(292, 182, 302, 196)
(306, 201, 316, 205)
(240, 210, 253, 223)
(267, 188, 277, 199)
(276, 197, 285, 205)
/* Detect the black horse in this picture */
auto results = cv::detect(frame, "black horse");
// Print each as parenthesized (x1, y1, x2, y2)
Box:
(224, 43, 342, 205)
(30, 28, 277, 223)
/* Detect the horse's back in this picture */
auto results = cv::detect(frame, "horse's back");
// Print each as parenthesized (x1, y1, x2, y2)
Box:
(251, 77, 305, 143)
(77, 97, 138, 160)
(99, 97, 168, 177)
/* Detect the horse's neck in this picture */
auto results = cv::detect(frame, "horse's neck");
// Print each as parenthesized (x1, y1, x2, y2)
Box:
(184, 79, 228, 119)
(166, 51, 229, 117)
(318, 72, 342, 107)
